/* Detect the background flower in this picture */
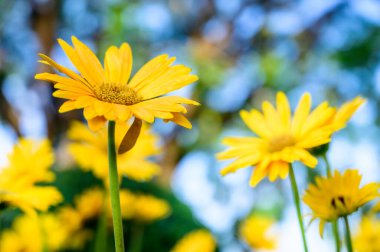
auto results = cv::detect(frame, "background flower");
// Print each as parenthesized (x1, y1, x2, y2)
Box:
(239, 214, 277, 250)
(218, 92, 336, 186)
(354, 215, 380, 252)
(303, 169, 379, 236)
(0, 139, 62, 216)
(67, 121, 161, 183)
(170, 229, 216, 252)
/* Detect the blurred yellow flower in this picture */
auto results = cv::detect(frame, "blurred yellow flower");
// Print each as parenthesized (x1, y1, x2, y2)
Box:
(0, 214, 68, 252)
(57, 207, 93, 250)
(217, 92, 336, 186)
(35, 36, 199, 131)
(239, 214, 277, 250)
(303, 169, 379, 236)
(119, 189, 171, 222)
(54, 188, 105, 249)
(74, 187, 104, 220)
(132, 194, 171, 222)
(0, 139, 62, 216)
(57, 206, 83, 233)
(67, 121, 161, 182)
(171, 229, 216, 252)
(354, 216, 380, 252)
(60, 186, 171, 249)
(218, 92, 364, 187)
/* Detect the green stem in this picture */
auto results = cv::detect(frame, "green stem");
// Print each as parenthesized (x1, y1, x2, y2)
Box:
(343, 216, 353, 252)
(322, 153, 332, 177)
(94, 208, 108, 252)
(323, 154, 341, 252)
(289, 165, 309, 252)
(332, 220, 341, 252)
(129, 224, 144, 252)
(108, 121, 125, 252)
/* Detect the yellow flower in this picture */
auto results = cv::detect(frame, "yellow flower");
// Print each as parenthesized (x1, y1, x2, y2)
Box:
(119, 189, 171, 222)
(57, 206, 83, 233)
(354, 216, 380, 252)
(132, 194, 171, 222)
(54, 188, 105, 249)
(67, 121, 160, 182)
(74, 187, 104, 220)
(119, 189, 136, 219)
(57, 209, 93, 250)
(217, 92, 336, 187)
(0, 139, 62, 216)
(239, 214, 277, 250)
(0, 214, 68, 252)
(35, 36, 199, 131)
(171, 230, 216, 252)
(303, 169, 379, 236)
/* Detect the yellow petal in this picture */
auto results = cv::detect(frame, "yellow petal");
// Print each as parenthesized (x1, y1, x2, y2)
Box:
(58, 38, 100, 87)
(36, 72, 94, 94)
(292, 93, 311, 137)
(167, 113, 192, 129)
(276, 92, 291, 129)
(249, 159, 270, 187)
(119, 43, 133, 84)
(220, 153, 261, 176)
(240, 110, 272, 139)
(37, 54, 87, 84)
(128, 54, 172, 90)
(88, 116, 107, 131)
(333, 96, 366, 130)
(71, 36, 104, 85)
(59, 101, 76, 113)
(104, 46, 121, 84)
(130, 106, 155, 123)
(319, 220, 325, 238)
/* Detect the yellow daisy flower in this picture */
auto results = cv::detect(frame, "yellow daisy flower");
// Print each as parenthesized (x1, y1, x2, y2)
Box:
(354, 216, 380, 252)
(35, 36, 199, 131)
(170, 229, 216, 252)
(56, 189, 104, 249)
(129, 193, 171, 223)
(303, 169, 379, 236)
(74, 187, 104, 220)
(0, 139, 62, 216)
(118, 189, 171, 223)
(67, 121, 160, 182)
(217, 92, 336, 186)
(239, 214, 277, 250)
(0, 214, 68, 252)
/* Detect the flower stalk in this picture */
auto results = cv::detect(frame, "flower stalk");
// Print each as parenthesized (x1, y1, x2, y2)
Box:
(94, 207, 108, 252)
(129, 224, 144, 252)
(343, 216, 353, 252)
(289, 165, 308, 252)
(322, 153, 340, 252)
(322, 153, 332, 177)
(108, 121, 125, 252)
(332, 220, 341, 252)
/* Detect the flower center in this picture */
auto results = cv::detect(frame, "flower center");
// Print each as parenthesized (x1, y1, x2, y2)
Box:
(95, 83, 142, 105)
(331, 196, 346, 209)
(330, 195, 350, 216)
(268, 135, 295, 152)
